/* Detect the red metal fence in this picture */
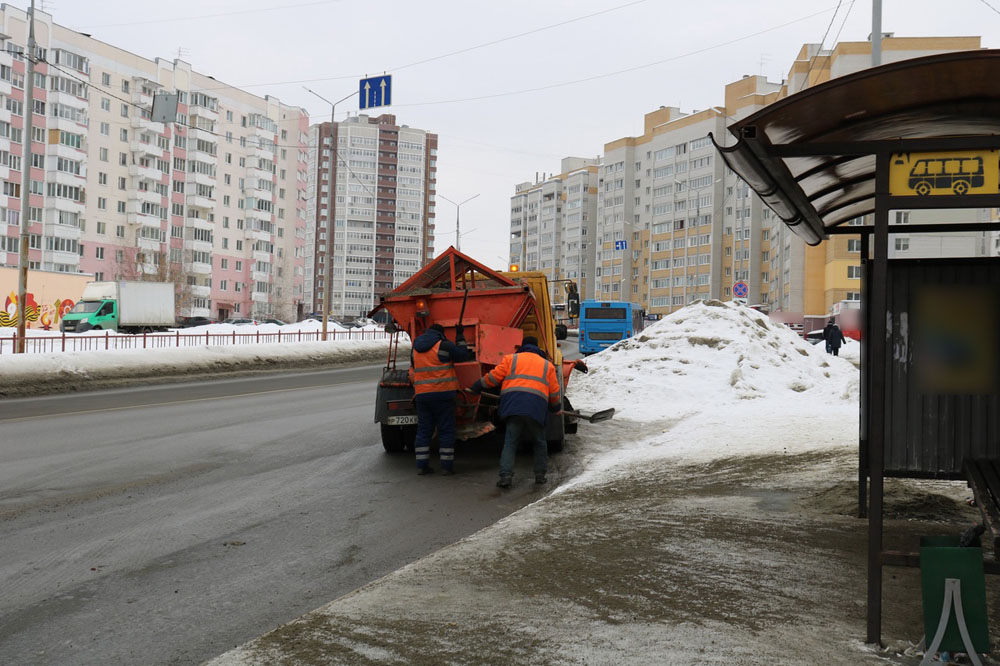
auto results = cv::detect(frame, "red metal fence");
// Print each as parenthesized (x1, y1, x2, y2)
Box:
(1, 328, 393, 355)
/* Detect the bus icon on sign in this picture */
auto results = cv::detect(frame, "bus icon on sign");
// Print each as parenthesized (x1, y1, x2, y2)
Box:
(908, 157, 984, 195)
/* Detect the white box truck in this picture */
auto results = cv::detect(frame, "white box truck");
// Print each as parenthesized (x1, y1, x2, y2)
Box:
(60, 281, 176, 333)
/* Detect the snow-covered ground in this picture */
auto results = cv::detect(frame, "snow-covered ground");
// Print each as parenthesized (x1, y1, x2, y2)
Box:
(0, 334, 407, 397)
(206, 301, 983, 666)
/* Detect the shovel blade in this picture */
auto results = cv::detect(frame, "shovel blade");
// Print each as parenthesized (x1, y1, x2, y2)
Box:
(565, 408, 615, 424)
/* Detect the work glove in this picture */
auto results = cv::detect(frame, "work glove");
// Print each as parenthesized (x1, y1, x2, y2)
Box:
(466, 380, 482, 395)
(455, 324, 465, 342)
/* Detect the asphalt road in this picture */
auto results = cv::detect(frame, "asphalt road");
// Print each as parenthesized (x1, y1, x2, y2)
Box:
(0, 363, 563, 666)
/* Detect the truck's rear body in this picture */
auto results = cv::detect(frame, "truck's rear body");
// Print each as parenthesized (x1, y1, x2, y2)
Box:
(369, 247, 585, 452)
(60, 281, 175, 333)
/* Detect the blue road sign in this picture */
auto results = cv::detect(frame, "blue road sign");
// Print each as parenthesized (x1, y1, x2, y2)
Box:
(359, 75, 392, 110)
(614, 240, 628, 251)
(733, 281, 749, 298)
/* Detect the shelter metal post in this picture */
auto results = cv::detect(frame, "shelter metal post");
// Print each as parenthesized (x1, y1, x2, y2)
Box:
(859, 231, 870, 519)
(866, 153, 891, 645)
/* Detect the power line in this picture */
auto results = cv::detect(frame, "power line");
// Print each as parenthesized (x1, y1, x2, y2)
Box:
(73, 0, 342, 30)
(797, 0, 842, 92)
(188, 0, 649, 92)
(831, 0, 857, 47)
(391, 6, 839, 108)
(977, 0, 1000, 16)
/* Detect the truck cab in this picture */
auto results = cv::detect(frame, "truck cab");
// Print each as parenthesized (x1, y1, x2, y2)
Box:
(61, 294, 117, 333)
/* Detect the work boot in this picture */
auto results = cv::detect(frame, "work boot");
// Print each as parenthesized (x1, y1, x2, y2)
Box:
(496, 475, 512, 489)
(535, 474, 547, 485)
(417, 467, 435, 476)
(441, 468, 455, 476)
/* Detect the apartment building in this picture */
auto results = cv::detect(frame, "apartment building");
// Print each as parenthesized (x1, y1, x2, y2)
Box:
(576, 35, 989, 320)
(0, 6, 309, 321)
(509, 157, 599, 300)
(304, 114, 436, 319)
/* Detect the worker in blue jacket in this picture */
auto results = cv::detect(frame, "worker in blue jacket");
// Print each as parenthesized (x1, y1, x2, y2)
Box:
(410, 323, 471, 475)
(467, 336, 562, 488)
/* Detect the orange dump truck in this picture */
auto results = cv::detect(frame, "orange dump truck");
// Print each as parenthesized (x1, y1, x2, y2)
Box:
(368, 247, 608, 454)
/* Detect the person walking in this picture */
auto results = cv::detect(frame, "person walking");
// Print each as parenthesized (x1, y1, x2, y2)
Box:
(467, 336, 562, 488)
(411, 322, 471, 475)
(823, 318, 847, 357)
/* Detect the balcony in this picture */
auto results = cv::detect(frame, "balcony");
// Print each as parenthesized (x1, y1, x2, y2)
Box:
(189, 171, 217, 189)
(133, 188, 161, 206)
(251, 290, 269, 303)
(129, 163, 162, 182)
(188, 147, 218, 164)
(183, 239, 212, 254)
(43, 250, 81, 267)
(44, 196, 85, 215)
(185, 216, 213, 231)
(188, 127, 215, 143)
(186, 193, 214, 211)
(253, 250, 271, 263)
(130, 114, 161, 133)
(188, 261, 213, 275)
(190, 284, 211, 299)
(48, 89, 89, 111)
(130, 140, 161, 159)
(137, 236, 162, 252)
(252, 270, 270, 283)
(48, 114, 88, 133)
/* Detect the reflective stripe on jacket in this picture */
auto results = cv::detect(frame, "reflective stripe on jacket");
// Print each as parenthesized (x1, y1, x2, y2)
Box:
(482, 351, 561, 409)
(413, 340, 459, 394)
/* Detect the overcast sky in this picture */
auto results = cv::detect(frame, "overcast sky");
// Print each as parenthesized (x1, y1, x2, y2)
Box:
(16, 0, 1000, 267)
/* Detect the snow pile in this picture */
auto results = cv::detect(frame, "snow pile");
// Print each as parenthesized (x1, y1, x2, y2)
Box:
(569, 300, 858, 423)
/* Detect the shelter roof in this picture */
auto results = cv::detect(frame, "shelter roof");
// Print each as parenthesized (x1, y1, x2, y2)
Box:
(713, 50, 1000, 245)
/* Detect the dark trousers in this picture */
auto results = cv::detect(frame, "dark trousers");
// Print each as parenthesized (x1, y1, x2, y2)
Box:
(414, 392, 456, 471)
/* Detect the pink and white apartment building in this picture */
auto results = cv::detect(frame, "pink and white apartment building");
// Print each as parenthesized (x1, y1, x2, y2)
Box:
(0, 5, 310, 321)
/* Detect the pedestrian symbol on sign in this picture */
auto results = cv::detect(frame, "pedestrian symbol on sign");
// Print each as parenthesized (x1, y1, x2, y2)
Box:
(733, 281, 749, 299)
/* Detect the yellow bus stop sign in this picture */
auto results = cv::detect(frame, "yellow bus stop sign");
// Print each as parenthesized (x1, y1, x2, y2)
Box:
(889, 150, 999, 197)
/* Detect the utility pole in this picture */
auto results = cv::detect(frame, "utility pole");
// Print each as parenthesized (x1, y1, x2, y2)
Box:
(439, 193, 479, 252)
(872, 0, 882, 67)
(16, 0, 36, 354)
(304, 87, 358, 341)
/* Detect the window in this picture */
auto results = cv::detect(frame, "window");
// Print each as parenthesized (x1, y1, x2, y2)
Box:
(102, 72, 110, 86)
(847, 239, 861, 252)
(894, 237, 910, 252)
(95, 246, 105, 259)
(895, 211, 910, 224)
(99, 147, 108, 162)
(847, 265, 862, 279)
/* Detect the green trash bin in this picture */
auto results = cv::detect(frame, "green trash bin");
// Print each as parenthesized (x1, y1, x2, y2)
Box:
(919, 535, 990, 654)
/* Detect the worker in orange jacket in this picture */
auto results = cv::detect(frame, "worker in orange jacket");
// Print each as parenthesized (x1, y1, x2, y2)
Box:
(468, 336, 561, 488)
(411, 322, 471, 475)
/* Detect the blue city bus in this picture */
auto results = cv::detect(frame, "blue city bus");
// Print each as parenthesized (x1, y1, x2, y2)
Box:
(578, 300, 644, 354)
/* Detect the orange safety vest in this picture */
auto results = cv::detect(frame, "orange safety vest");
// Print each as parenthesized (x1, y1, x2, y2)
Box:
(412, 340, 460, 394)
(482, 351, 561, 408)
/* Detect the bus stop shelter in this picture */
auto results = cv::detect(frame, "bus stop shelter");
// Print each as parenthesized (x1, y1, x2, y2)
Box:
(712, 49, 1000, 645)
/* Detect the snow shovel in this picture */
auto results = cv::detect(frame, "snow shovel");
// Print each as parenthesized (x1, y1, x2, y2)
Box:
(563, 407, 615, 423)
(475, 391, 615, 424)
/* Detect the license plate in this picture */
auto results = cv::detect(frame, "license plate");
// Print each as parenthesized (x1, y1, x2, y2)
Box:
(386, 415, 418, 425)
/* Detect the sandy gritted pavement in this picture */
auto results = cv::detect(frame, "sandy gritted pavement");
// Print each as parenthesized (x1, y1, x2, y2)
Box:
(205, 406, 1000, 666)
(204, 304, 1000, 665)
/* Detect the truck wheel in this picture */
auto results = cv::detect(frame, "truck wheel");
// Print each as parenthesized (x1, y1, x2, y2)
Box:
(380, 424, 406, 453)
(401, 425, 417, 452)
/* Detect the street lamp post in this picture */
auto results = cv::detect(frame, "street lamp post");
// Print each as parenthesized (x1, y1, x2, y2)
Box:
(304, 87, 358, 341)
(439, 193, 479, 252)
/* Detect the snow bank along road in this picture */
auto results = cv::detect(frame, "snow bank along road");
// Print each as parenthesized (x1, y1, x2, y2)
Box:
(207, 301, 996, 666)
(0, 338, 402, 397)
(0, 365, 562, 666)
